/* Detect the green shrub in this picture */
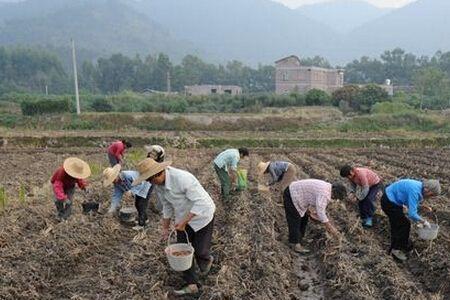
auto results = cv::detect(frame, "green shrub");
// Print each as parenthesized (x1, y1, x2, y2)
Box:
(371, 102, 414, 114)
(305, 89, 332, 106)
(91, 97, 113, 112)
(21, 98, 70, 115)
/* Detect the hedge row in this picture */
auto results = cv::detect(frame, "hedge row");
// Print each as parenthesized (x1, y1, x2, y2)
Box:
(20, 98, 71, 116)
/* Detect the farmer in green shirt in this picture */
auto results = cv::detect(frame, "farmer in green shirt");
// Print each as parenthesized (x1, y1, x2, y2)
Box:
(213, 148, 249, 201)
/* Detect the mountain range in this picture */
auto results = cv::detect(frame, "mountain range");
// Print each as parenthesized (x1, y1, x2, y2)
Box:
(0, 0, 448, 66)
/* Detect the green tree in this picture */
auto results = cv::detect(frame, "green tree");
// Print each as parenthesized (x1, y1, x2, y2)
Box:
(305, 89, 332, 106)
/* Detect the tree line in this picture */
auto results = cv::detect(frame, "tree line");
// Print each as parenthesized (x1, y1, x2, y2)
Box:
(0, 46, 449, 110)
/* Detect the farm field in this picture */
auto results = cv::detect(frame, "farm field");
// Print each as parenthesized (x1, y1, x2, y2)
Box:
(1, 146, 449, 299)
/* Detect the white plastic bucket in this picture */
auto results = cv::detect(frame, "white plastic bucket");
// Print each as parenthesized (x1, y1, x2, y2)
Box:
(418, 223, 439, 240)
(165, 230, 194, 272)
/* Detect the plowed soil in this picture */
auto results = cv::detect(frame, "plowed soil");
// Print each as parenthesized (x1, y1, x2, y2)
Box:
(0, 147, 449, 300)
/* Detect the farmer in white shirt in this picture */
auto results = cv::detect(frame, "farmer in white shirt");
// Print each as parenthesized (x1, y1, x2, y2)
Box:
(133, 158, 216, 296)
(213, 148, 249, 201)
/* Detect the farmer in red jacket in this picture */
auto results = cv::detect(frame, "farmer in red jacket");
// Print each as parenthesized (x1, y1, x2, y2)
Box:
(51, 157, 91, 220)
(107, 140, 132, 166)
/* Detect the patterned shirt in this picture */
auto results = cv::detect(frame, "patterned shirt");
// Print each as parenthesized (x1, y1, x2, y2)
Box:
(267, 161, 289, 185)
(289, 179, 331, 223)
(111, 171, 152, 208)
(386, 179, 423, 222)
(213, 149, 240, 171)
(351, 167, 380, 187)
(155, 167, 216, 232)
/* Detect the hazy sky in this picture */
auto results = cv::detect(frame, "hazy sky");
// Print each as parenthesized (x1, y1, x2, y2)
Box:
(273, 0, 417, 8)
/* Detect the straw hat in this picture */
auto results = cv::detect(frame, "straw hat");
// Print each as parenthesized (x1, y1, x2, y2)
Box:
(102, 164, 122, 187)
(132, 158, 172, 186)
(257, 161, 270, 176)
(63, 157, 91, 179)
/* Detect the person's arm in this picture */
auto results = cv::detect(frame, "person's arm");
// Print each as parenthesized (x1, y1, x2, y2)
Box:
(229, 168, 237, 187)
(407, 193, 423, 223)
(77, 179, 87, 190)
(324, 221, 340, 238)
(267, 165, 277, 186)
(161, 218, 171, 241)
(355, 185, 370, 201)
(52, 180, 67, 201)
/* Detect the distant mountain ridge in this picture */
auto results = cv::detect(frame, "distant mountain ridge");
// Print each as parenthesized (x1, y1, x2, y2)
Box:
(297, 0, 392, 34)
(0, 0, 448, 66)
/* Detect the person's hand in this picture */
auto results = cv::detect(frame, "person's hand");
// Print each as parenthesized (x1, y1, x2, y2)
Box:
(175, 221, 187, 232)
(423, 220, 431, 228)
(422, 205, 433, 213)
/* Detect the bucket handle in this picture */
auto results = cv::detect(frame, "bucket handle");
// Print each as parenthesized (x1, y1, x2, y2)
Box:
(167, 229, 191, 248)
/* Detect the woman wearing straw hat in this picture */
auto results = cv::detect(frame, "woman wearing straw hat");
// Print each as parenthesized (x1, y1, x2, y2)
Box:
(51, 157, 91, 220)
(133, 158, 216, 296)
(102, 164, 153, 231)
(257, 160, 298, 192)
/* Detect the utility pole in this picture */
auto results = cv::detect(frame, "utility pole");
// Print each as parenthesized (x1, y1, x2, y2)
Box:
(166, 71, 171, 93)
(71, 39, 81, 115)
(45, 85, 48, 96)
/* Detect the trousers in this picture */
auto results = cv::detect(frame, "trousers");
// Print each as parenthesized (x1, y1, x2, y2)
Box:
(283, 187, 309, 244)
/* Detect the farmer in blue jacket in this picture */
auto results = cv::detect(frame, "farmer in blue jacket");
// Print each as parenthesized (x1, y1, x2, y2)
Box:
(381, 179, 440, 261)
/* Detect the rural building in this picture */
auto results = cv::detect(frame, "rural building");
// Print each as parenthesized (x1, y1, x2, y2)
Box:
(275, 55, 344, 95)
(185, 85, 242, 96)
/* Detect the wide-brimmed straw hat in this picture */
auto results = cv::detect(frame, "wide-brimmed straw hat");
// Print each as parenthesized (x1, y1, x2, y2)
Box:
(257, 161, 270, 176)
(132, 158, 172, 186)
(102, 164, 122, 187)
(63, 157, 91, 179)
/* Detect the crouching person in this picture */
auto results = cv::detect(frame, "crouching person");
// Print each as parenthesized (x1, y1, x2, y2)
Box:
(340, 165, 382, 228)
(257, 160, 298, 192)
(102, 164, 152, 231)
(283, 179, 346, 253)
(133, 159, 216, 295)
(51, 157, 91, 220)
(381, 179, 440, 261)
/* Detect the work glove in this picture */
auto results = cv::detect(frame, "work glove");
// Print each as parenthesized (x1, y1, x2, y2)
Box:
(423, 220, 431, 228)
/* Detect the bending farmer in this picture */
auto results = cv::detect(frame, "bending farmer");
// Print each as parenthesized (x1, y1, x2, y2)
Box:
(107, 139, 132, 166)
(381, 178, 440, 261)
(340, 165, 382, 228)
(133, 158, 216, 296)
(102, 164, 152, 231)
(213, 148, 249, 201)
(283, 179, 346, 254)
(258, 160, 298, 192)
(51, 157, 91, 220)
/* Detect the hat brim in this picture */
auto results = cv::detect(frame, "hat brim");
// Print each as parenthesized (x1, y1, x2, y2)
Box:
(102, 164, 122, 187)
(132, 161, 172, 186)
(63, 157, 91, 179)
(257, 162, 270, 177)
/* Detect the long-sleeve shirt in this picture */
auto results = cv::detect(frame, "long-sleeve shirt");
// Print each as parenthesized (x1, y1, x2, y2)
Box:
(350, 167, 381, 200)
(155, 167, 216, 232)
(213, 149, 240, 172)
(111, 171, 152, 208)
(386, 179, 423, 222)
(267, 161, 289, 185)
(51, 167, 87, 201)
(108, 141, 125, 161)
(289, 179, 331, 223)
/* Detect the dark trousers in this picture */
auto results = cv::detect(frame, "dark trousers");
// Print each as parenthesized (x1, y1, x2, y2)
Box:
(359, 183, 382, 219)
(381, 191, 411, 251)
(283, 188, 309, 244)
(177, 218, 214, 285)
(214, 164, 231, 201)
(54, 188, 74, 220)
(134, 186, 152, 226)
(108, 153, 119, 167)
